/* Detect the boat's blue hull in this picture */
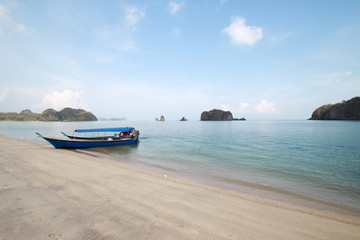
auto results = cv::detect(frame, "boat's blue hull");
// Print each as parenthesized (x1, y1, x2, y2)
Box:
(41, 137, 137, 148)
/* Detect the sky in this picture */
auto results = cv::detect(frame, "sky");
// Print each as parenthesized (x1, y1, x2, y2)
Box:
(0, 0, 359, 120)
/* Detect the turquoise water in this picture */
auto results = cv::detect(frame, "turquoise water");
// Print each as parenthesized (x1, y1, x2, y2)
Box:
(1, 120, 359, 212)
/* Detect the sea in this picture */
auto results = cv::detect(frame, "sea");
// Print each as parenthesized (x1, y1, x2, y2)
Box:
(1, 120, 359, 215)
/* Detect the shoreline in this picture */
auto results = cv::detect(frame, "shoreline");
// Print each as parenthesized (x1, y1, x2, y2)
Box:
(217, 176, 360, 217)
(1, 135, 360, 239)
(80, 144, 360, 218)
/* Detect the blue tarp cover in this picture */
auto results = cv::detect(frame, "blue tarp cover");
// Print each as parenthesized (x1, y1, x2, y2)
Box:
(75, 127, 134, 133)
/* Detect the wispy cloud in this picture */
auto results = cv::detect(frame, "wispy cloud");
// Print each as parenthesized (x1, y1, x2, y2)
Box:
(45, 74, 84, 89)
(0, 3, 10, 20)
(168, 1, 184, 15)
(170, 27, 180, 38)
(311, 71, 352, 87)
(222, 16, 263, 46)
(0, 3, 30, 37)
(220, 0, 228, 5)
(223, 100, 275, 115)
(124, 5, 145, 28)
(238, 102, 251, 113)
(93, 25, 139, 52)
(270, 32, 294, 44)
(0, 88, 11, 102)
(168, 1, 183, 39)
(255, 100, 276, 113)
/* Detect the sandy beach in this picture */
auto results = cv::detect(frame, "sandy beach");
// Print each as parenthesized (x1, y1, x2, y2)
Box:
(1, 136, 359, 240)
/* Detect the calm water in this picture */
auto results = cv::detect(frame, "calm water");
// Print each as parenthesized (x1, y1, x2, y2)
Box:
(1, 120, 359, 213)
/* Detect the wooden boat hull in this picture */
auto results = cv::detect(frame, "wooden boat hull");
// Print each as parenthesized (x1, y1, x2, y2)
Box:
(41, 137, 137, 148)
(37, 134, 138, 149)
(36, 127, 139, 149)
(61, 131, 140, 141)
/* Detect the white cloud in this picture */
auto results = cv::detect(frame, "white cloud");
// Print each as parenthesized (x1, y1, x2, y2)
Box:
(255, 100, 276, 113)
(222, 104, 230, 111)
(238, 102, 251, 113)
(0, 88, 11, 102)
(168, 1, 184, 15)
(124, 5, 145, 27)
(33, 89, 87, 111)
(222, 16, 263, 46)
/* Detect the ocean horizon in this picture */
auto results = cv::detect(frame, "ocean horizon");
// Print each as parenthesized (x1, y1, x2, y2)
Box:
(1, 120, 359, 215)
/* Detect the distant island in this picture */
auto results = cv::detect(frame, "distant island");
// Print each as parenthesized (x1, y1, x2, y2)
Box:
(180, 117, 187, 121)
(156, 115, 165, 121)
(0, 107, 97, 122)
(201, 109, 246, 121)
(309, 97, 360, 120)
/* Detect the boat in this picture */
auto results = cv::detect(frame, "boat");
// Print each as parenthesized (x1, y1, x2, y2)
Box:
(36, 127, 139, 149)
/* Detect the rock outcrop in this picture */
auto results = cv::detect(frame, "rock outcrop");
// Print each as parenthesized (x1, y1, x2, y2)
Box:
(180, 117, 187, 121)
(156, 115, 165, 121)
(309, 97, 360, 120)
(200, 109, 246, 121)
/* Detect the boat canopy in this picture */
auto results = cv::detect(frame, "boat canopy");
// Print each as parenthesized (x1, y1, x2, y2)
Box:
(75, 127, 134, 133)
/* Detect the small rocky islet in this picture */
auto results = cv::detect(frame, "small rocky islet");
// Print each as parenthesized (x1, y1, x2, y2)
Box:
(4, 97, 359, 122)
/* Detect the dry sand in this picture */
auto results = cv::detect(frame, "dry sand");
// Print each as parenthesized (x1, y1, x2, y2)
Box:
(1, 135, 359, 240)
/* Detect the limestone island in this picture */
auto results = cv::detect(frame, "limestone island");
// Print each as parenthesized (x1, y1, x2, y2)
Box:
(201, 109, 246, 121)
(0, 107, 97, 122)
(156, 115, 165, 121)
(309, 96, 360, 120)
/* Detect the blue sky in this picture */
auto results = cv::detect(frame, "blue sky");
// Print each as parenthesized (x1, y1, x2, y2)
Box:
(0, 0, 359, 120)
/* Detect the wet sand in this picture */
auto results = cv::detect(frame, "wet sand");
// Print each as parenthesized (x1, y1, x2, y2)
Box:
(1, 136, 359, 239)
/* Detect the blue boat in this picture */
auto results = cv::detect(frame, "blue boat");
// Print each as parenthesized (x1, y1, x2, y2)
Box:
(36, 127, 139, 149)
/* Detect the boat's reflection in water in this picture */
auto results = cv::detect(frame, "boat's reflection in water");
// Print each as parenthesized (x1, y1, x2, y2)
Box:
(79, 141, 139, 158)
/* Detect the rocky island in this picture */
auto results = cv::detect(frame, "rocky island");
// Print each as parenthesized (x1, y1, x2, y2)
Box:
(201, 109, 246, 121)
(156, 115, 165, 121)
(0, 107, 97, 121)
(309, 97, 360, 120)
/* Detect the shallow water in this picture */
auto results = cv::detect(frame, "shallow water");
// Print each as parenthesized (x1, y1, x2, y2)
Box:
(1, 120, 359, 213)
